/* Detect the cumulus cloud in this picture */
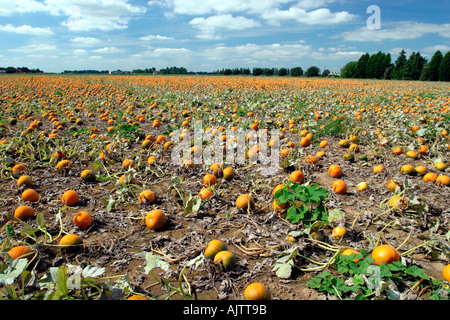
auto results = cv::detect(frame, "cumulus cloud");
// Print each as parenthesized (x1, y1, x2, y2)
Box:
(140, 34, 174, 41)
(337, 22, 450, 42)
(93, 47, 123, 54)
(70, 37, 101, 46)
(0, 24, 53, 35)
(189, 14, 261, 39)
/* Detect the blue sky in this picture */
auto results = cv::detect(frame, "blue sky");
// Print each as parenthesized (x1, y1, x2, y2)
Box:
(0, 0, 449, 73)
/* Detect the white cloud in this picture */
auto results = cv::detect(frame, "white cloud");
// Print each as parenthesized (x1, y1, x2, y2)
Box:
(73, 49, 88, 55)
(422, 45, 450, 54)
(338, 22, 450, 42)
(189, 14, 261, 39)
(93, 47, 123, 54)
(70, 37, 101, 46)
(0, 24, 53, 35)
(140, 34, 174, 41)
(9, 43, 60, 54)
(262, 7, 355, 26)
(0, 0, 48, 16)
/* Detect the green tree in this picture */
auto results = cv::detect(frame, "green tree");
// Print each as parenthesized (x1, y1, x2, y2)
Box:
(252, 68, 263, 76)
(391, 49, 408, 80)
(290, 67, 303, 77)
(355, 53, 369, 78)
(322, 69, 330, 77)
(305, 66, 320, 77)
(341, 61, 358, 78)
(278, 68, 288, 76)
(438, 51, 450, 81)
(405, 52, 427, 80)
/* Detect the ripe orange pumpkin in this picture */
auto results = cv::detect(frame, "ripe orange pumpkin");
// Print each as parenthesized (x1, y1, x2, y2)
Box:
(21, 189, 39, 202)
(138, 190, 155, 204)
(12, 163, 27, 173)
(332, 180, 347, 194)
(210, 163, 223, 178)
(299, 137, 310, 147)
(56, 159, 71, 171)
(14, 205, 35, 220)
(332, 226, 346, 239)
(203, 174, 217, 187)
(204, 239, 228, 260)
(436, 175, 450, 186)
(61, 190, 80, 206)
(392, 147, 403, 155)
(145, 209, 167, 230)
(236, 194, 255, 211)
(373, 165, 385, 174)
(443, 264, 450, 282)
(199, 188, 213, 200)
(243, 283, 271, 300)
(319, 140, 328, 148)
(73, 211, 93, 229)
(222, 167, 234, 181)
(127, 295, 149, 300)
(59, 234, 83, 252)
(80, 169, 96, 182)
(423, 172, 437, 182)
(341, 248, 363, 263)
(17, 175, 33, 188)
(328, 165, 342, 178)
(213, 250, 236, 270)
(371, 244, 400, 265)
(290, 170, 305, 183)
(122, 158, 135, 169)
(401, 164, 415, 175)
(6, 246, 33, 260)
(434, 161, 446, 171)
(405, 150, 418, 159)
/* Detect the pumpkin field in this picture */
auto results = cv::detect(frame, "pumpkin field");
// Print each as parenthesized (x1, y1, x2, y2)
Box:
(0, 74, 450, 300)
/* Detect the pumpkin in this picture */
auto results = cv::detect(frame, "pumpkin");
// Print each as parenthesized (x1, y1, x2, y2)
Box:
(332, 180, 347, 194)
(222, 167, 234, 181)
(204, 239, 227, 260)
(328, 165, 342, 178)
(203, 174, 217, 187)
(198, 188, 213, 200)
(14, 205, 35, 220)
(80, 169, 96, 182)
(12, 163, 27, 173)
(61, 190, 80, 206)
(236, 194, 255, 211)
(59, 234, 83, 252)
(210, 163, 223, 178)
(332, 226, 346, 239)
(56, 159, 71, 171)
(138, 190, 155, 204)
(436, 175, 450, 186)
(213, 250, 236, 270)
(243, 282, 271, 300)
(289, 170, 305, 183)
(17, 175, 33, 188)
(443, 264, 450, 282)
(371, 244, 400, 265)
(6, 245, 33, 260)
(127, 295, 149, 300)
(341, 248, 363, 263)
(21, 189, 39, 202)
(73, 211, 93, 229)
(145, 209, 166, 230)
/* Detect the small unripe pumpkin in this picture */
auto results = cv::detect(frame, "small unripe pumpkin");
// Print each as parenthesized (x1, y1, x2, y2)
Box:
(213, 250, 236, 270)
(243, 282, 271, 300)
(222, 167, 234, 181)
(145, 209, 166, 230)
(204, 239, 227, 260)
(341, 248, 363, 263)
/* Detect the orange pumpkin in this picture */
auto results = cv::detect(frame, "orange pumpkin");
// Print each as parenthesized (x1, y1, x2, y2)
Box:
(14, 205, 35, 220)
(6, 246, 33, 260)
(61, 190, 80, 206)
(243, 282, 271, 300)
(21, 189, 39, 202)
(213, 250, 236, 270)
(204, 239, 227, 260)
(145, 209, 167, 230)
(371, 244, 400, 265)
(138, 190, 155, 204)
(236, 194, 255, 211)
(73, 211, 93, 229)
(332, 180, 347, 194)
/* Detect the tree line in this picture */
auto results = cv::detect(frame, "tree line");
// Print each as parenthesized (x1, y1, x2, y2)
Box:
(215, 66, 332, 77)
(0, 67, 43, 74)
(341, 49, 450, 81)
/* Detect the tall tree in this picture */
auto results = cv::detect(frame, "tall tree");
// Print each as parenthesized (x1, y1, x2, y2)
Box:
(341, 61, 358, 78)
(305, 66, 320, 77)
(420, 51, 442, 81)
(438, 51, 450, 82)
(405, 52, 427, 80)
(290, 67, 303, 77)
(355, 53, 369, 78)
(391, 49, 408, 80)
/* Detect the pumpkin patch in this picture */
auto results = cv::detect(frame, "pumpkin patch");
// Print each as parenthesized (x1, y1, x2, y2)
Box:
(0, 74, 449, 301)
